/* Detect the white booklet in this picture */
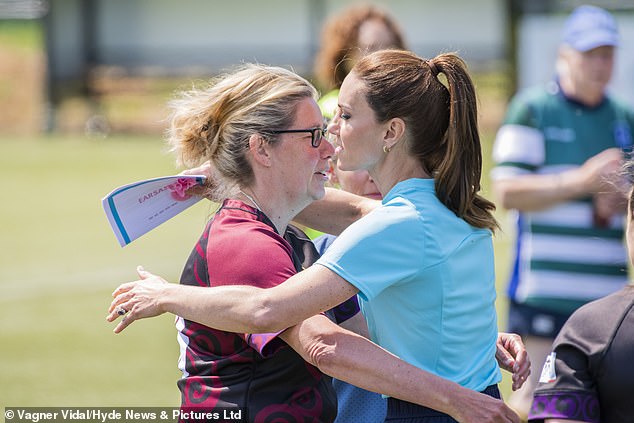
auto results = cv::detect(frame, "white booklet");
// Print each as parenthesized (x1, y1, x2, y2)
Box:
(102, 175, 207, 247)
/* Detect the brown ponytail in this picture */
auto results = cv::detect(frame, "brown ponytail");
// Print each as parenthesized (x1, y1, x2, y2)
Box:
(430, 54, 498, 232)
(353, 50, 498, 232)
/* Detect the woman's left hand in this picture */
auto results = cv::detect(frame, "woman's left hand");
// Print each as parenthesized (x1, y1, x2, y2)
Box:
(106, 266, 170, 333)
(179, 161, 216, 199)
(495, 332, 531, 391)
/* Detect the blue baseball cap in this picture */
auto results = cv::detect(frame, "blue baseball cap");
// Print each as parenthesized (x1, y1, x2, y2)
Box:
(562, 5, 619, 52)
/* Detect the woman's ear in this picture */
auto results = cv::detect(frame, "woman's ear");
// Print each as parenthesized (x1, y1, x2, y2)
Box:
(383, 117, 406, 151)
(248, 134, 272, 167)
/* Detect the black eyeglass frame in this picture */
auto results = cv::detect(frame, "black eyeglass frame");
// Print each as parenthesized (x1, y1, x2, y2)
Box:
(269, 127, 328, 148)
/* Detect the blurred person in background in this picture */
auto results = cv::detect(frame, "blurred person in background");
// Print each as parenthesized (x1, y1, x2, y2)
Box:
(527, 159, 634, 423)
(108, 62, 527, 423)
(490, 5, 634, 419)
(313, 3, 407, 120)
(110, 49, 532, 423)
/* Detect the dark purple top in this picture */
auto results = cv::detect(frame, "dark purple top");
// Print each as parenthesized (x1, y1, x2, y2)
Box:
(529, 286, 634, 423)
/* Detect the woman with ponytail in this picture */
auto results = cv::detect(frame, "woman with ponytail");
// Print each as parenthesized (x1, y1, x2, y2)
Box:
(109, 52, 527, 423)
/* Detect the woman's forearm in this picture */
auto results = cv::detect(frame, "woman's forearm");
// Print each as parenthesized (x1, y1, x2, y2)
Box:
(109, 265, 359, 334)
(161, 265, 356, 332)
(108, 272, 281, 334)
(160, 283, 275, 332)
(494, 148, 626, 212)
(493, 173, 584, 211)
(282, 315, 518, 423)
(294, 187, 379, 235)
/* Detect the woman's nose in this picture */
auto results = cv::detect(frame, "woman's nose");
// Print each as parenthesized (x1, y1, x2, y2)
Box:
(320, 133, 335, 157)
(327, 116, 339, 134)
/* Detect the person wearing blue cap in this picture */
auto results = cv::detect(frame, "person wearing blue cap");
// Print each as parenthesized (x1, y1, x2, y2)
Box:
(491, 5, 634, 420)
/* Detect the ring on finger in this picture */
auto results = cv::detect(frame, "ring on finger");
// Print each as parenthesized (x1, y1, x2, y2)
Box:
(117, 307, 128, 316)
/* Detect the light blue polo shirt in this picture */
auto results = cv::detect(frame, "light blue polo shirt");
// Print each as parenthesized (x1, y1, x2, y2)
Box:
(316, 178, 501, 391)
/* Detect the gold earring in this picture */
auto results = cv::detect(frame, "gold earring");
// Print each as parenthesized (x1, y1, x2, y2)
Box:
(383, 145, 391, 153)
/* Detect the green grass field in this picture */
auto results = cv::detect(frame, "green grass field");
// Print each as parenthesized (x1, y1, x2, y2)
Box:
(0, 135, 216, 406)
(0, 133, 515, 407)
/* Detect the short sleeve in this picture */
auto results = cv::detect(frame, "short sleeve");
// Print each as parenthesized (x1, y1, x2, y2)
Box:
(528, 311, 601, 423)
(316, 200, 425, 301)
(491, 92, 545, 180)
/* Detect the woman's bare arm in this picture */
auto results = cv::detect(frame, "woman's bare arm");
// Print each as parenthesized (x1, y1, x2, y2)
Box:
(108, 265, 357, 334)
(281, 314, 519, 423)
(294, 187, 379, 235)
(107, 267, 530, 397)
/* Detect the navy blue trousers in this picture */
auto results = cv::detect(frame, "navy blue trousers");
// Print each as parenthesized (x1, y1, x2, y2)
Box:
(385, 385, 501, 422)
